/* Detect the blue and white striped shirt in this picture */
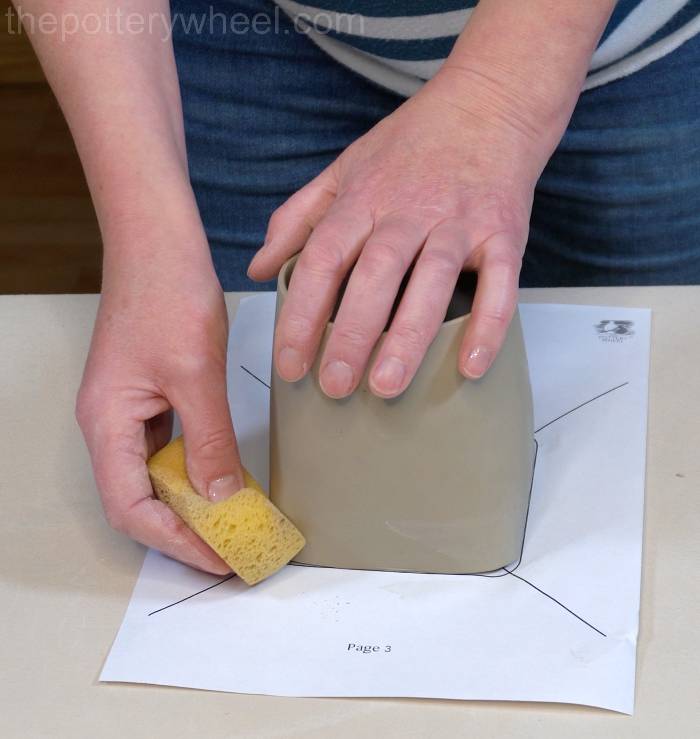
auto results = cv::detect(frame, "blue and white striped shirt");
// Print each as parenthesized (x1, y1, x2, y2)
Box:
(275, 0, 700, 96)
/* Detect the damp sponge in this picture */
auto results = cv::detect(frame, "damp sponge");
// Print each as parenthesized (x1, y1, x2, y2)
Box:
(147, 436, 305, 585)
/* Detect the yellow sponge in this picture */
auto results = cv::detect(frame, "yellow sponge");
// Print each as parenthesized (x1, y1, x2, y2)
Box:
(147, 436, 305, 585)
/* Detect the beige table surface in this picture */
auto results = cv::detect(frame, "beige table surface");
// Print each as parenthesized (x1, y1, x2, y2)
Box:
(1, 288, 698, 738)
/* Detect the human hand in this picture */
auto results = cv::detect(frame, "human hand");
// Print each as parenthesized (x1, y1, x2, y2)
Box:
(248, 69, 553, 398)
(76, 217, 243, 574)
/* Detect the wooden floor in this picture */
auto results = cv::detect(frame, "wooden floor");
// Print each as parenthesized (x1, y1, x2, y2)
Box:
(0, 2, 102, 294)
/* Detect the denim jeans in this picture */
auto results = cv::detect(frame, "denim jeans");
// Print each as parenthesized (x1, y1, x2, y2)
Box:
(172, 0, 700, 290)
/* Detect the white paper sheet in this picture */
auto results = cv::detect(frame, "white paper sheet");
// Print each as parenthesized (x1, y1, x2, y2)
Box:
(101, 296, 650, 714)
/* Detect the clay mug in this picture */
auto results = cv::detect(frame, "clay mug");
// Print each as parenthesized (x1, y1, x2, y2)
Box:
(270, 256, 535, 573)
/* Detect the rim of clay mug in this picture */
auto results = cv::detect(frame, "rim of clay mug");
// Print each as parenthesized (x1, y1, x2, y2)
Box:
(278, 255, 477, 328)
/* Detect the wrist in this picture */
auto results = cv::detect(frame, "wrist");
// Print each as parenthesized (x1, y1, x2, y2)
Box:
(100, 201, 218, 303)
(419, 66, 557, 187)
(428, 0, 616, 173)
(98, 167, 210, 255)
(436, 58, 573, 138)
(100, 212, 221, 313)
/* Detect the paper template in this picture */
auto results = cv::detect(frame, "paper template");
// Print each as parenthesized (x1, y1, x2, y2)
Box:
(101, 296, 650, 714)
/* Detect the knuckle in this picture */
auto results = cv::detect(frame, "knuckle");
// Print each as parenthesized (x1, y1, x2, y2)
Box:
(267, 206, 286, 233)
(75, 384, 102, 430)
(103, 504, 128, 534)
(334, 320, 371, 349)
(281, 312, 315, 344)
(268, 201, 302, 237)
(393, 322, 428, 351)
(479, 249, 522, 289)
(186, 298, 226, 334)
(483, 248, 522, 276)
(495, 239, 523, 263)
(479, 190, 528, 228)
(478, 304, 513, 327)
(420, 248, 461, 280)
(175, 350, 224, 381)
(74, 394, 90, 429)
(305, 239, 345, 276)
(190, 427, 234, 461)
(362, 238, 407, 276)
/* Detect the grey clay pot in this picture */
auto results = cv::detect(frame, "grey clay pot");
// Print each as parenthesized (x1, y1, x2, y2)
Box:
(270, 256, 535, 574)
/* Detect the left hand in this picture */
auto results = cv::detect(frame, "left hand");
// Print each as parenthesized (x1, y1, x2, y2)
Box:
(248, 70, 549, 398)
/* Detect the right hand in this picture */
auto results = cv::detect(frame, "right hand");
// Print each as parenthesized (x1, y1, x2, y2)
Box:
(76, 216, 243, 574)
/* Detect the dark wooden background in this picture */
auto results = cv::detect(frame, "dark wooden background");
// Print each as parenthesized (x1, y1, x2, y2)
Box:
(1, 1, 101, 293)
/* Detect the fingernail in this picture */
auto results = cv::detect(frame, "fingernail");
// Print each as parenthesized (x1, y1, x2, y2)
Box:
(371, 357, 406, 396)
(320, 360, 355, 398)
(278, 346, 307, 382)
(463, 346, 492, 379)
(207, 474, 242, 502)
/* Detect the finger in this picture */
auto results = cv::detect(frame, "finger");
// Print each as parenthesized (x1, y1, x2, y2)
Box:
(459, 232, 522, 379)
(247, 165, 338, 282)
(167, 357, 245, 502)
(273, 201, 374, 383)
(84, 414, 230, 575)
(319, 215, 428, 398)
(369, 220, 469, 398)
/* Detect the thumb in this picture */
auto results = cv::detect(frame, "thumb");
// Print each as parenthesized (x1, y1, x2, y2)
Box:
(170, 369, 245, 501)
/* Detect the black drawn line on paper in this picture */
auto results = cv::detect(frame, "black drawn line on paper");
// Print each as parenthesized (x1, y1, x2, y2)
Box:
(148, 574, 236, 617)
(148, 377, 625, 637)
(240, 365, 271, 389)
(534, 381, 629, 434)
(464, 437, 606, 637)
(503, 568, 607, 637)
